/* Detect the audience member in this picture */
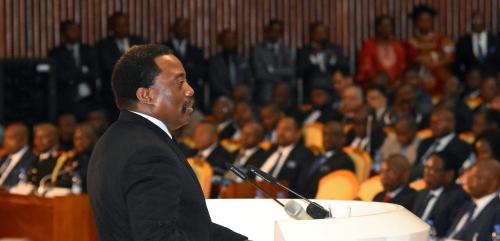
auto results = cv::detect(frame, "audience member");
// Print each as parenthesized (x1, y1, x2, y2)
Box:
(28, 123, 61, 186)
(191, 122, 232, 178)
(57, 113, 77, 151)
(373, 154, 416, 210)
(259, 103, 284, 143)
(379, 114, 421, 166)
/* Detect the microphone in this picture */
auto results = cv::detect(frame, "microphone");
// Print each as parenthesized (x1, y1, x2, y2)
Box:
(248, 165, 331, 219)
(227, 164, 313, 220)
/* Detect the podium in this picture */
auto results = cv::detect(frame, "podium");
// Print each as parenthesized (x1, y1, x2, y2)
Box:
(0, 193, 98, 241)
(206, 199, 429, 241)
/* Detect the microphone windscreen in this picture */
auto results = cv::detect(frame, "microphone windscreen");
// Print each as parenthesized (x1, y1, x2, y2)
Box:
(284, 200, 313, 220)
(306, 202, 330, 219)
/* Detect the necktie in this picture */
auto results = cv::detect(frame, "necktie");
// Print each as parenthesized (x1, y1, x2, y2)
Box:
(269, 152, 283, 178)
(0, 156, 12, 174)
(72, 45, 80, 67)
(228, 55, 238, 86)
(477, 43, 485, 62)
(307, 155, 327, 178)
(453, 203, 477, 239)
(382, 193, 392, 203)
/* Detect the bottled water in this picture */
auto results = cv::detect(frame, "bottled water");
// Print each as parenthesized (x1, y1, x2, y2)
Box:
(71, 172, 82, 194)
(492, 224, 500, 241)
(427, 220, 438, 241)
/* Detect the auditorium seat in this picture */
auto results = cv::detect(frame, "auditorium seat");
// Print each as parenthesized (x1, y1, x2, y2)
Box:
(316, 170, 359, 200)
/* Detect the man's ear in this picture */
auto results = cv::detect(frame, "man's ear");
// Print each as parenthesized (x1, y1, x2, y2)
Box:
(136, 87, 153, 104)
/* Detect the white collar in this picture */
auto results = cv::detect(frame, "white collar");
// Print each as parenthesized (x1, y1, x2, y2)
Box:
(129, 111, 173, 139)
(429, 186, 445, 197)
(217, 119, 233, 132)
(277, 144, 295, 156)
(9, 146, 29, 163)
(324, 150, 336, 159)
(388, 185, 405, 198)
(242, 146, 260, 156)
(199, 143, 218, 159)
(472, 192, 498, 219)
(435, 133, 455, 151)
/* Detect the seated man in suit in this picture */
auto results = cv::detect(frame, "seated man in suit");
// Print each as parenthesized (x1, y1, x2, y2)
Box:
(346, 105, 386, 158)
(49, 20, 99, 119)
(208, 30, 253, 101)
(415, 108, 472, 178)
(297, 121, 354, 198)
(28, 123, 62, 186)
(412, 151, 470, 238)
(339, 85, 364, 122)
(300, 84, 343, 125)
(258, 117, 314, 190)
(0, 123, 37, 189)
(445, 160, 500, 241)
(57, 113, 77, 151)
(379, 114, 421, 166)
(230, 101, 256, 140)
(373, 154, 416, 210)
(225, 122, 268, 181)
(211, 96, 237, 140)
(191, 121, 233, 179)
(96, 12, 147, 119)
(259, 103, 284, 143)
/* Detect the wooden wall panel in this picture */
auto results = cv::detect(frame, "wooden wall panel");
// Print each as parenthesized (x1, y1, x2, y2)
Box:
(0, 0, 498, 60)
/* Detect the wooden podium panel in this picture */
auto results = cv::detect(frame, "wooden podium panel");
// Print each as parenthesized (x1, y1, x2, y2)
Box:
(0, 193, 98, 241)
(219, 181, 289, 199)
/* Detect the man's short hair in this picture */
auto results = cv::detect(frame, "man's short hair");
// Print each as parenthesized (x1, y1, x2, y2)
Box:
(111, 44, 173, 109)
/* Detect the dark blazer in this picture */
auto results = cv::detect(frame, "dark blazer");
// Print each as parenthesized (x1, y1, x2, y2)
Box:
(204, 145, 233, 176)
(48, 43, 99, 116)
(296, 150, 355, 198)
(207, 52, 253, 101)
(0, 148, 37, 188)
(455, 33, 500, 79)
(373, 185, 417, 210)
(296, 43, 348, 100)
(96, 36, 147, 117)
(415, 135, 472, 167)
(411, 183, 470, 237)
(263, 144, 315, 190)
(446, 196, 500, 241)
(300, 105, 343, 124)
(218, 121, 238, 140)
(346, 127, 386, 158)
(87, 111, 246, 241)
(28, 154, 59, 186)
(231, 147, 269, 169)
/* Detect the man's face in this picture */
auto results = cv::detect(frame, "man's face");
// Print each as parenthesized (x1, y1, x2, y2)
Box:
(366, 89, 386, 110)
(212, 100, 232, 123)
(311, 89, 330, 108)
(466, 70, 482, 90)
(267, 23, 283, 43)
(463, 164, 498, 199)
(480, 78, 498, 101)
(322, 123, 344, 151)
(332, 72, 351, 93)
(240, 124, 263, 149)
(174, 19, 190, 39)
(149, 55, 194, 131)
(395, 121, 416, 147)
(352, 110, 368, 138)
(416, 13, 433, 34)
(423, 156, 451, 190)
(64, 24, 81, 43)
(341, 88, 363, 113)
(112, 16, 129, 38)
(58, 115, 76, 142)
(234, 104, 254, 128)
(259, 106, 281, 132)
(471, 15, 485, 33)
(310, 25, 328, 43)
(34, 125, 58, 154)
(472, 112, 487, 136)
(276, 118, 300, 147)
(73, 127, 93, 154)
(474, 139, 493, 162)
(2, 126, 27, 154)
(221, 32, 238, 52)
(430, 112, 453, 138)
(380, 161, 404, 192)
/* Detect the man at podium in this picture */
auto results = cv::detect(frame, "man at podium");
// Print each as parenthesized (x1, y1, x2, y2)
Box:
(87, 44, 247, 241)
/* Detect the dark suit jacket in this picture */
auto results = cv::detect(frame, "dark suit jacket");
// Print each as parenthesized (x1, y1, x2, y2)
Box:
(296, 150, 355, 198)
(232, 147, 269, 169)
(415, 135, 472, 170)
(296, 43, 347, 100)
(0, 148, 37, 188)
(300, 105, 343, 124)
(373, 185, 417, 210)
(205, 145, 233, 176)
(346, 127, 386, 158)
(87, 111, 246, 241)
(455, 33, 500, 79)
(96, 35, 147, 117)
(207, 52, 253, 101)
(446, 196, 500, 241)
(28, 154, 59, 186)
(218, 121, 238, 140)
(411, 183, 470, 237)
(263, 144, 315, 190)
(48, 43, 99, 116)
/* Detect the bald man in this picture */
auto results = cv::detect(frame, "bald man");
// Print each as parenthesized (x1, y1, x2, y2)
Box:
(297, 121, 354, 198)
(446, 161, 500, 241)
(28, 123, 61, 186)
(231, 122, 268, 169)
(373, 154, 417, 210)
(0, 123, 37, 189)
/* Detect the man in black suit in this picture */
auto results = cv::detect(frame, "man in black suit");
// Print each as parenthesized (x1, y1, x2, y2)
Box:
(49, 20, 99, 119)
(87, 44, 246, 241)
(96, 12, 147, 120)
(226, 122, 268, 181)
(297, 21, 348, 102)
(297, 121, 354, 198)
(191, 121, 233, 178)
(28, 123, 61, 186)
(346, 105, 386, 158)
(0, 123, 37, 189)
(414, 108, 472, 178)
(163, 18, 206, 112)
(259, 103, 284, 143)
(258, 117, 314, 190)
(411, 151, 469, 238)
(455, 12, 500, 81)
(373, 154, 416, 210)
(300, 84, 343, 125)
(211, 96, 238, 140)
(208, 30, 253, 102)
(445, 160, 500, 241)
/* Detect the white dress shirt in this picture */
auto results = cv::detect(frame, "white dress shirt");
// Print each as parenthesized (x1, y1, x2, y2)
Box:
(472, 31, 488, 59)
(130, 111, 173, 139)
(259, 144, 295, 178)
(0, 146, 29, 186)
(421, 187, 444, 221)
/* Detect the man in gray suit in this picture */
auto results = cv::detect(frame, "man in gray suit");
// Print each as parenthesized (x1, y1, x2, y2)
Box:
(250, 20, 295, 104)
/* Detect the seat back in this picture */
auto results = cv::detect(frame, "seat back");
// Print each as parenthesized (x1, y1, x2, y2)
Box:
(316, 170, 359, 200)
